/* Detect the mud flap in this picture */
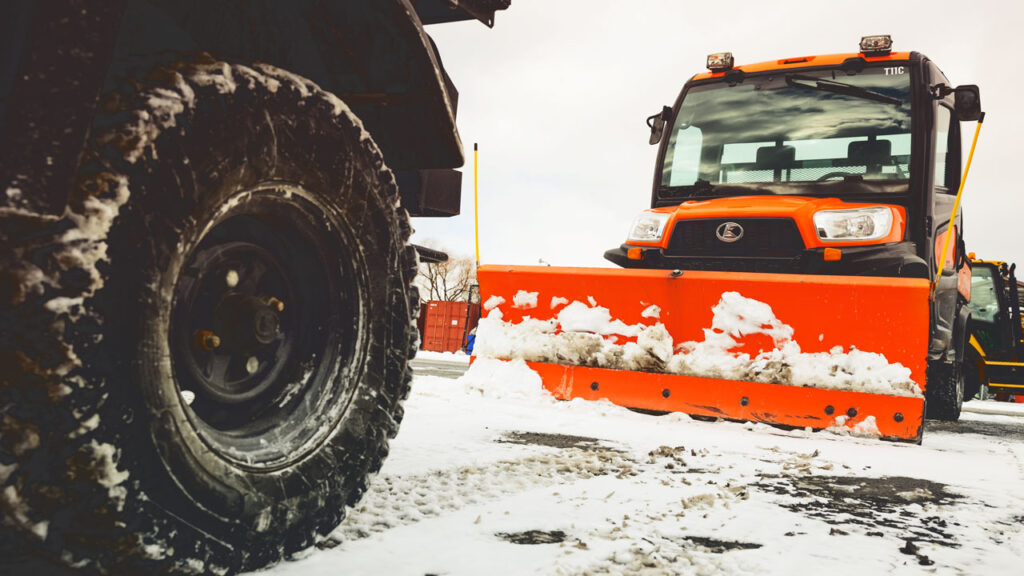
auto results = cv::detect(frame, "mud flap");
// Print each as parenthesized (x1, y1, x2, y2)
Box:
(477, 265, 929, 442)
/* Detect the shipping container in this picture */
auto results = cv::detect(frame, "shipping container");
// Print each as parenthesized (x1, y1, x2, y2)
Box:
(420, 300, 480, 353)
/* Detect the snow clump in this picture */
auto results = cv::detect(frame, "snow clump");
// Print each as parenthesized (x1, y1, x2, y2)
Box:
(483, 295, 505, 311)
(827, 415, 883, 438)
(641, 304, 661, 319)
(512, 290, 538, 309)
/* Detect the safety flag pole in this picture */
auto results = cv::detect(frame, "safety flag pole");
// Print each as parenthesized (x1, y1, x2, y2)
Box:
(935, 112, 985, 284)
(474, 143, 480, 266)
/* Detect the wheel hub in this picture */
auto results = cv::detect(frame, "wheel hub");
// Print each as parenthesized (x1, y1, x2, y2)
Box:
(212, 293, 283, 353)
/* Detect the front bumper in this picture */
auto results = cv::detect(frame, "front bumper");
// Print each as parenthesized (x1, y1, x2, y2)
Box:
(604, 241, 927, 278)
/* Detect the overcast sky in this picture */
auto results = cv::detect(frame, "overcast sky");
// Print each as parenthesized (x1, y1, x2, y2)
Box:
(413, 0, 1023, 271)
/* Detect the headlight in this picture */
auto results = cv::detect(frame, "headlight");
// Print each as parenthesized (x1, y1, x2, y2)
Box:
(627, 211, 672, 242)
(813, 207, 893, 242)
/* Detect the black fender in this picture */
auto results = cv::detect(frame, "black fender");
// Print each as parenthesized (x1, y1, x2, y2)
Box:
(952, 304, 970, 364)
(2, 0, 480, 218)
(0, 0, 127, 218)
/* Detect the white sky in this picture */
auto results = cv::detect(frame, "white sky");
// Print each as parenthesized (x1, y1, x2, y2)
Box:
(413, 0, 1024, 270)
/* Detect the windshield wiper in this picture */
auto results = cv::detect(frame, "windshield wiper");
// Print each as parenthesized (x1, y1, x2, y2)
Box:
(662, 181, 776, 198)
(786, 74, 902, 106)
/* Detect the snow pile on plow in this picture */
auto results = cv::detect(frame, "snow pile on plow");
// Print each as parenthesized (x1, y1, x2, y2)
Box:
(477, 290, 919, 397)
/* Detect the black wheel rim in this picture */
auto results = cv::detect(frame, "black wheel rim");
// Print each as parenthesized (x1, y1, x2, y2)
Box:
(169, 185, 364, 469)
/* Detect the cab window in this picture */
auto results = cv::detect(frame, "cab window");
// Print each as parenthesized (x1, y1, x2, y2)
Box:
(934, 104, 960, 192)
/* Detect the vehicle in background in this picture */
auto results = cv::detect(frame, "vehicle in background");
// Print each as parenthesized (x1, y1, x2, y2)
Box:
(965, 257, 1024, 401)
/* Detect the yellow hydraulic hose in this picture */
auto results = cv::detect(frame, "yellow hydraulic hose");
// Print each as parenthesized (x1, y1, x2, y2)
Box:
(474, 143, 480, 266)
(935, 112, 985, 284)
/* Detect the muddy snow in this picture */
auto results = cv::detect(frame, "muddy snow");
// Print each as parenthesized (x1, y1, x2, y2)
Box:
(257, 359, 1024, 576)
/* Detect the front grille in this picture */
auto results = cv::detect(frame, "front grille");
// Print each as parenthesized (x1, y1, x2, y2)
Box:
(666, 218, 805, 257)
(657, 256, 803, 274)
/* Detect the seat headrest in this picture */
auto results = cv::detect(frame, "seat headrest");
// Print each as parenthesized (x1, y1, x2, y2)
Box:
(754, 145, 796, 170)
(848, 139, 891, 165)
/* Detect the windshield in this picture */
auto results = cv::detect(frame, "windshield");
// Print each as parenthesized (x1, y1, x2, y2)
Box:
(661, 66, 912, 190)
(967, 266, 1000, 323)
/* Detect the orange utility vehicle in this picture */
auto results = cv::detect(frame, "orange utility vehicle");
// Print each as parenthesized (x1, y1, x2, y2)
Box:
(478, 36, 983, 441)
(965, 258, 1024, 401)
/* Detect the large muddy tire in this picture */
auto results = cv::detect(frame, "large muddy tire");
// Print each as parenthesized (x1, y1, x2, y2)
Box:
(0, 59, 419, 574)
(925, 359, 964, 421)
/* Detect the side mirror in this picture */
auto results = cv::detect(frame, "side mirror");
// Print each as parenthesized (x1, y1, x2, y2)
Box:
(646, 105, 672, 145)
(954, 85, 982, 121)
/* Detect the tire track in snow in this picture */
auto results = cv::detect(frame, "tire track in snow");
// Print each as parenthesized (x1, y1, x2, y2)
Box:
(928, 416, 1024, 551)
(526, 444, 760, 576)
(322, 442, 637, 547)
(314, 431, 999, 575)
(319, 440, 762, 576)
(981, 438, 1024, 549)
(560, 531, 759, 576)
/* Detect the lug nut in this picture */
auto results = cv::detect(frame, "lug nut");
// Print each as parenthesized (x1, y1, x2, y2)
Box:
(194, 330, 221, 351)
(267, 297, 285, 312)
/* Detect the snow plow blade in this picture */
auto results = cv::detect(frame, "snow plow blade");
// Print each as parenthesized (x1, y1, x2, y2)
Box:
(476, 265, 930, 442)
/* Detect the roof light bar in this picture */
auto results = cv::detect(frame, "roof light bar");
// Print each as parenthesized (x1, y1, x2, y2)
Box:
(859, 35, 893, 56)
(706, 52, 734, 72)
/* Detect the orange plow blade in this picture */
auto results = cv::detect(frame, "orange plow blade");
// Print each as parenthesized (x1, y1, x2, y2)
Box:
(476, 265, 930, 442)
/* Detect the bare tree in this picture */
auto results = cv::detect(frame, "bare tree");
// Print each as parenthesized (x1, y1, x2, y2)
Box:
(415, 244, 477, 302)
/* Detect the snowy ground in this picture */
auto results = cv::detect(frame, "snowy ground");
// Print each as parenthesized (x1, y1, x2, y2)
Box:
(413, 350, 471, 363)
(259, 358, 1024, 576)
(403, 350, 471, 379)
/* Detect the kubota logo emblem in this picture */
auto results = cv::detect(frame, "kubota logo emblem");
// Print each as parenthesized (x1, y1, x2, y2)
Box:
(716, 222, 744, 243)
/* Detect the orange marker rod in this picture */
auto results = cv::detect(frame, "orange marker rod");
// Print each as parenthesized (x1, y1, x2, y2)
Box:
(936, 112, 984, 284)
